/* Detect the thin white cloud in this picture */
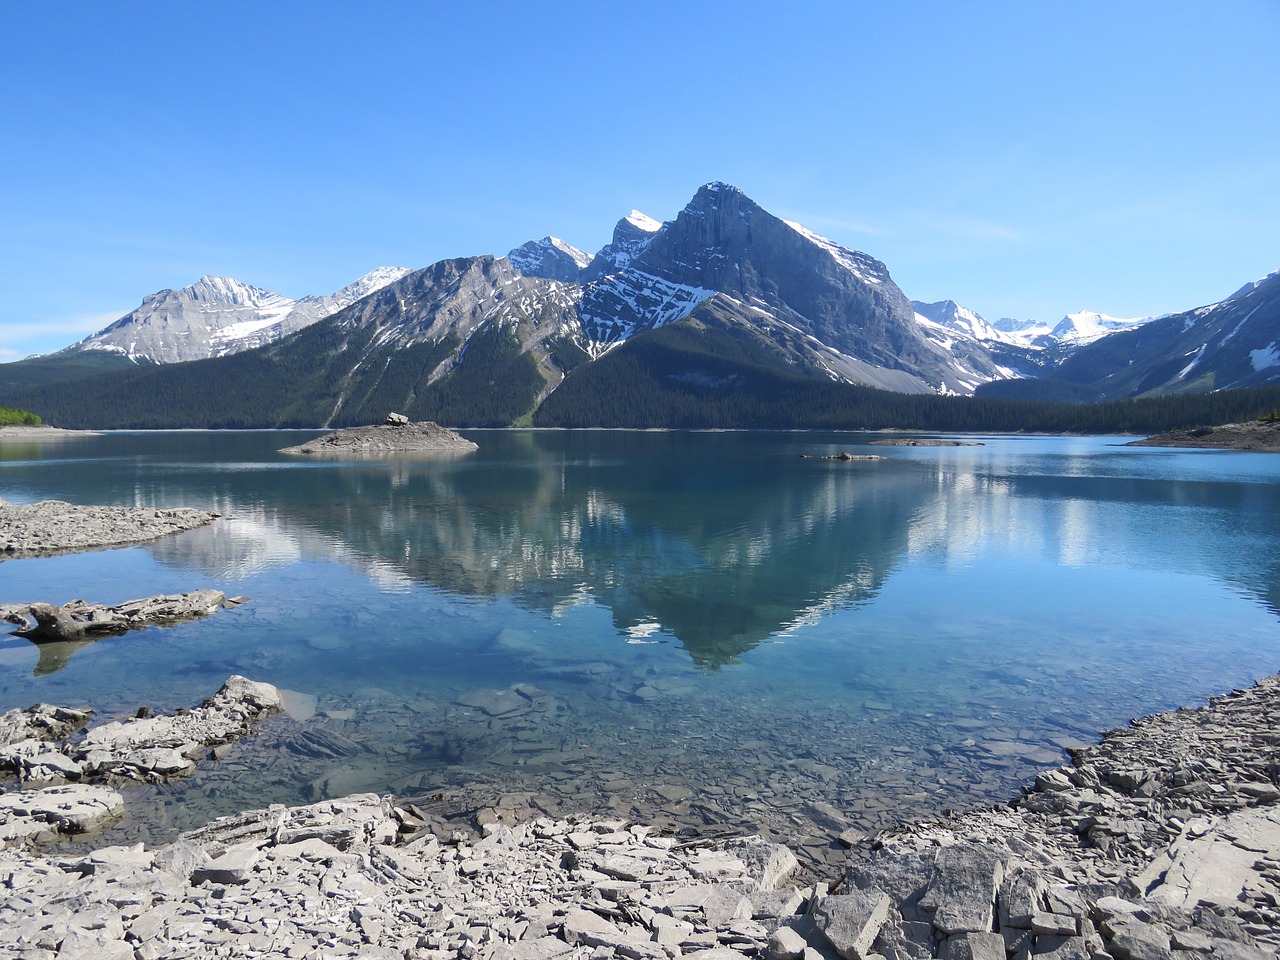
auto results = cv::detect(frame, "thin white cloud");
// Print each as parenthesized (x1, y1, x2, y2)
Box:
(933, 218, 1026, 243)
(1, 310, 126, 340)
(780, 211, 884, 237)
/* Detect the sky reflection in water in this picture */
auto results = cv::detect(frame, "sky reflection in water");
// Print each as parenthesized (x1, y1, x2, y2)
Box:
(1, 430, 1278, 849)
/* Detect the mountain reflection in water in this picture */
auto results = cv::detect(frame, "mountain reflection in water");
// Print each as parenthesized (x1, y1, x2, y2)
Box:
(149, 440, 917, 666)
(3, 430, 1280, 866)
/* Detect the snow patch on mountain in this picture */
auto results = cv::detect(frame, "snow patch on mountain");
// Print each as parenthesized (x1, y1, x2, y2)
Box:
(326, 267, 415, 307)
(991, 316, 1056, 339)
(781, 220, 888, 286)
(1251, 341, 1280, 372)
(579, 270, 714, 351)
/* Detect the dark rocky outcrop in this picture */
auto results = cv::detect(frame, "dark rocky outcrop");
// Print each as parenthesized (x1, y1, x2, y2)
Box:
(1127, 420, 1280, 452)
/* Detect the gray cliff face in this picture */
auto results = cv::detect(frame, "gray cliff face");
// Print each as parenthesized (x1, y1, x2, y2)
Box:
(580, 183, 1000, 392)
(321, 255, 583, 406)
(330, 256, 579, 353)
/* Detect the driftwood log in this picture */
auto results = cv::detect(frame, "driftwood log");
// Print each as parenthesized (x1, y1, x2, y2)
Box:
(0, 590, 238, 642)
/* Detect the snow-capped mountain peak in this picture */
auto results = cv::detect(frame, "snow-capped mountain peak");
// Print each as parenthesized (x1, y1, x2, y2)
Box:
(68, 268, 411, 364)
(329, 267, 415, 304)
(1051, 310, 1151, 346)
(506, 237, 593, 282)
(624, 210, 662, 233)
(182, 276, 294, 311)
(581, 211, 665, 281)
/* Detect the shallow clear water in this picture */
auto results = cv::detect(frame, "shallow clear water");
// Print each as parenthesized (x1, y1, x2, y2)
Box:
(2, 430, 1279, 863)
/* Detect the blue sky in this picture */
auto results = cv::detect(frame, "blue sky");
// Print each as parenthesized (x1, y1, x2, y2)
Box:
(2, 1, 1278, 359)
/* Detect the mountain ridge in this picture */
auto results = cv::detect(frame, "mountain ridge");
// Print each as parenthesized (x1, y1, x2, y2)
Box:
(62, 267, 412, 364)
(978, 268, 1280, 401)
(4, 182, 1278, 427)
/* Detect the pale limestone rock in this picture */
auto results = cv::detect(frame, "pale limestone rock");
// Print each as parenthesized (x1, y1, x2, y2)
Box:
(918, 846, 1005, 936)
(1140, 806, 1280, 909)
(940, 932, 1005, 960)
(769, 925, 810, 960)
(812, 890, 893, 960)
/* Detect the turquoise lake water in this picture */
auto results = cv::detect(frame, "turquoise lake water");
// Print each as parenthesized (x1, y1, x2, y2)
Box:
(2, 429, 1278, 859)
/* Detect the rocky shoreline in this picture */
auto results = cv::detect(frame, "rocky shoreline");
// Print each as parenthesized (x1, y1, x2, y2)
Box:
(0, 499, 219, 558)
(1, 499, 1278, 957)
(0, 670, 1276, 958)
(1128, 421, 1280, 452)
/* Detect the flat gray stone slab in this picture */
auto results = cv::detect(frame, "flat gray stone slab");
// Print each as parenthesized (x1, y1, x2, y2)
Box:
(812, 890, 892, 960)
(1140, 806, 1280, 909)
(919, 846, 1005, 935)
(942, 932, 1006, 960)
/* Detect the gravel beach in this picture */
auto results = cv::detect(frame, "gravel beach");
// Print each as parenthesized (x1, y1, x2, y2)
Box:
(0, 499, 219, 559)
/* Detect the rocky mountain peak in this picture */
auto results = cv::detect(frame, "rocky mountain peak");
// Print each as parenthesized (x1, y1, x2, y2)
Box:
(1050, 310, 1150, 346)
(506, 237, 594, 283)
(1226, 267, 1280, 302)
(182, 276, 291, 309)
(623, 210, 662, 233)
(67, 267, 411, 364)
(581, 210, 665, 281)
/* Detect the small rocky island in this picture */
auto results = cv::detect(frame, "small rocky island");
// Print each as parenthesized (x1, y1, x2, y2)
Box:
(1128, 420, 1280, 452)
(278, 414, 479, 456)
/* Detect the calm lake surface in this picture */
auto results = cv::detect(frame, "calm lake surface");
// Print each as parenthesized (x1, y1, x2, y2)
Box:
(2, 430, 1279, 864)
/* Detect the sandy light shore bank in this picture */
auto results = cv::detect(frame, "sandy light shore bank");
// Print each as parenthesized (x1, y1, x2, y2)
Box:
(0, 426, 99, 440)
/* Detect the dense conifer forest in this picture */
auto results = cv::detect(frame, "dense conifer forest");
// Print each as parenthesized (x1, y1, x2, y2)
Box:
(5, 320, 1280, 435)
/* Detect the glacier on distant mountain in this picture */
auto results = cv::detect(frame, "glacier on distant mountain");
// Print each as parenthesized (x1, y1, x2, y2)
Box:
(1050, 310, 1151, 346)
